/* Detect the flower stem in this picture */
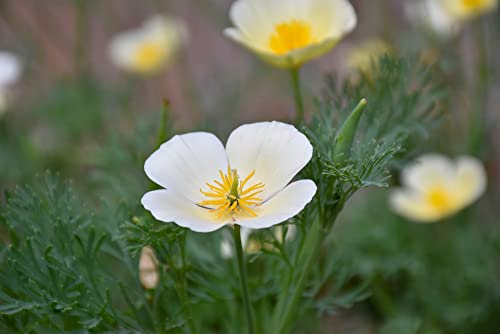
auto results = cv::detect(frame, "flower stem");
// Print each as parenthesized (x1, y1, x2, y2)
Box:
(273, 217, 323, 334)
(290, 67, 305, 124)
(179, 235, 197, 334)
(233, 224, 255, 334)
(468, 19, 491, 156)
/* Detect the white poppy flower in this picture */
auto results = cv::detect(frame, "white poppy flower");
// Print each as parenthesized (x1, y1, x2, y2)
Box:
(0, 51, 22, 113)
(224, 0, 357, 68)
(406, 0, 460, 37)
(142, 121, 317, 233)
(390, 154, 487, 223)
(109, 15, 187, 75)
(139, 246, 160, 289)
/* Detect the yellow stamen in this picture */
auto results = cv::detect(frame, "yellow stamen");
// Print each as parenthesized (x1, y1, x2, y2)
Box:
(134, 42, 165, 71)
(198, 169, 265, 219)
(268, 19, 316, 55)
(426, 187, 453, 212)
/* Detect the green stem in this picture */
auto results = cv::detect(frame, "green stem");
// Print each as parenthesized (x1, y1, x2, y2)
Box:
(468, 19, 490, 156)
(273, 218, 323, 334)
(179, 235, 197, 334)
(233, 225, 255, 334)
(149, 106, 169, 191)
(290, 67, 305, 124)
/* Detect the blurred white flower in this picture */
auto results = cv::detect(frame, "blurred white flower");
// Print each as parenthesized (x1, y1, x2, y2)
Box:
(0, 51, 22, 114)
(345, 39, 392, 74)
(406, 0, 498, 37)
(224, 0, 357, 68)
(390, 154, 487, 223)
(441, 0, 498, 21)
(109, 15, 187, 75)
(406, 0, 460, 37)
(139, 246, 160, 289)
(142, 121, 317, 233)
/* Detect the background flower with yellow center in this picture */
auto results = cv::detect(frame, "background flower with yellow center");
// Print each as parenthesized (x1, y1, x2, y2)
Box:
(108, 15, 187, 75)
(224, 0, 357, 68)
(142, 121, 317, 232)
(390, 154, 487, 222)
(441, 0, 498, 21)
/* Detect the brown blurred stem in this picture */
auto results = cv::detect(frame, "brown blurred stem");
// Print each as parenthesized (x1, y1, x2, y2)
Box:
(74, 0, 89, 76)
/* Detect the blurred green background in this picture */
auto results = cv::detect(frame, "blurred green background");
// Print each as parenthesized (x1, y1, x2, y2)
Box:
(1, 0, 500, 333)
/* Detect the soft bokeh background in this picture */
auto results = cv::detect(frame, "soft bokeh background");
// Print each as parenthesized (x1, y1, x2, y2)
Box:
(1, 0, 500, 333)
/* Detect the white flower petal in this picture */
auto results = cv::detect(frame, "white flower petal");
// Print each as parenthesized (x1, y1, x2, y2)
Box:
(109, 31, 144, 69)
(229, 0, 290, 47)
(144, 132, 228, 203)
(455, 156, 487, 205)
(295, 0, 357, 38)
(401, 154, 455, 193)
(226, 121, 313, 200)
(220, 227, 255, 258)
(0, 52, 22, 87)
(141, 190, 230, 232)
(220, 237, 234, 259)
(236, 180, 317, 229)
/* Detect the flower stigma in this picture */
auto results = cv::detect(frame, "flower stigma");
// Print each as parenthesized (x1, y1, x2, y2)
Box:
(198, 167, 265, 219)
(268, 19, 316, 55)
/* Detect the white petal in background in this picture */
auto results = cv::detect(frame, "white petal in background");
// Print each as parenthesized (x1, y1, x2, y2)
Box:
(406, 0, 460, 37)
(0, 52, 22, 87)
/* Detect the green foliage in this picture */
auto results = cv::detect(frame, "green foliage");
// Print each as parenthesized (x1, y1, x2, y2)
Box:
(302, 56, 445, 229)
(336, 192, 500, 333)
(0, 55, 490, 334)
(0, 174, 185, 333)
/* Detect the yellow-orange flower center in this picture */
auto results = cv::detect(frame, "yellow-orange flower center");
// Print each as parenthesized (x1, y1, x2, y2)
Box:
(426, 187, 453, 212)
(198, 168, 265, 218)
(268, 19, 316, 55)
(462, 0, 487, 9)
(134, 42, 165, 71)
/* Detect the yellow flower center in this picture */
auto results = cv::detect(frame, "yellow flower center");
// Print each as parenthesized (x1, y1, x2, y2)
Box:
(462, 0, 487, 9)
(134, 42, 165, 71)
(198, 168, 265, 218)
(426, 187, 453, 212)
(268, 19, 316, 55)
